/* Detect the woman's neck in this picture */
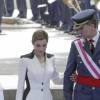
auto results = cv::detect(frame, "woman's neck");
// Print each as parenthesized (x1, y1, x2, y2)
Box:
(36, 55, 46, 63)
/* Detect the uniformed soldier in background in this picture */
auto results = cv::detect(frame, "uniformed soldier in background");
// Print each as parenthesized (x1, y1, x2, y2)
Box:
(30, 0, 47, 22)
(47, 0, 59, 27)
(17, 0, 27, 18)
(63, 9, 100, 100)
(30, 0, 39, 21)
(5, 0, 14, 17)
(79, 0, 92, 10)
(0, 0, 3, 34)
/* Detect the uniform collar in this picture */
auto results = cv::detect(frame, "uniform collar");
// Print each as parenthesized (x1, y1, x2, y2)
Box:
(86, 30, 100, 47)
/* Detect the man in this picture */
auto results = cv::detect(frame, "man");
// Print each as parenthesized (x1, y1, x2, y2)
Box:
(0, 0, 3, 34)
(5, 0, 14, 17)
(63, 9, 100, 100)
(17, 0, 27, 18)
(30, 0, 47, 22)
(78, 0, 92, 10)
(57, 0, 74, 32)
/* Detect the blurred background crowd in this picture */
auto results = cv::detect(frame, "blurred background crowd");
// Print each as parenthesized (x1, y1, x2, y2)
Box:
(0, 0, 100, 34)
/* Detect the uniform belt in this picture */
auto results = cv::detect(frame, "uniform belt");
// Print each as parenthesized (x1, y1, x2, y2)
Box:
(76, 75, 100, 88)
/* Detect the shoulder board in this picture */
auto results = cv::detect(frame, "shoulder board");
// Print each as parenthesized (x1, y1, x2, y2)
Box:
(21, 52, 54, 59)
(20, 52, 34, 59)
(47, 53, 54, 58)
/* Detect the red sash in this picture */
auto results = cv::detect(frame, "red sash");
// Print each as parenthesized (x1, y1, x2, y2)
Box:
(74, 39, 100, 79)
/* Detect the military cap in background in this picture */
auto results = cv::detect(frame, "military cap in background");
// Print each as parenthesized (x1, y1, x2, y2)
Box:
(71, 9, 96, 29)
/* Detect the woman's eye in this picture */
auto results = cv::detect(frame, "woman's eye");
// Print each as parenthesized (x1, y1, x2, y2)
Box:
(36, 44, 47, 47)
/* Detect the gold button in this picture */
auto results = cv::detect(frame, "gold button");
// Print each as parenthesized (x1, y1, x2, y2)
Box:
(92, 87, 95, 90)
(80, 61, 82, 63)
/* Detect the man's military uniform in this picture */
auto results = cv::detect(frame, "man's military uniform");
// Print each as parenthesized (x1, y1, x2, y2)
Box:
(63, 9, 100, 100)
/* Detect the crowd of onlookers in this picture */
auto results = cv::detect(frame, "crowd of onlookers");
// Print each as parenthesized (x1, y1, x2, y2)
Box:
(0, 0, 100, 34)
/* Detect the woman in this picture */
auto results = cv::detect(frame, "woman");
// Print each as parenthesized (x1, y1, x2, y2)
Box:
(16, 30, 63, 100)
